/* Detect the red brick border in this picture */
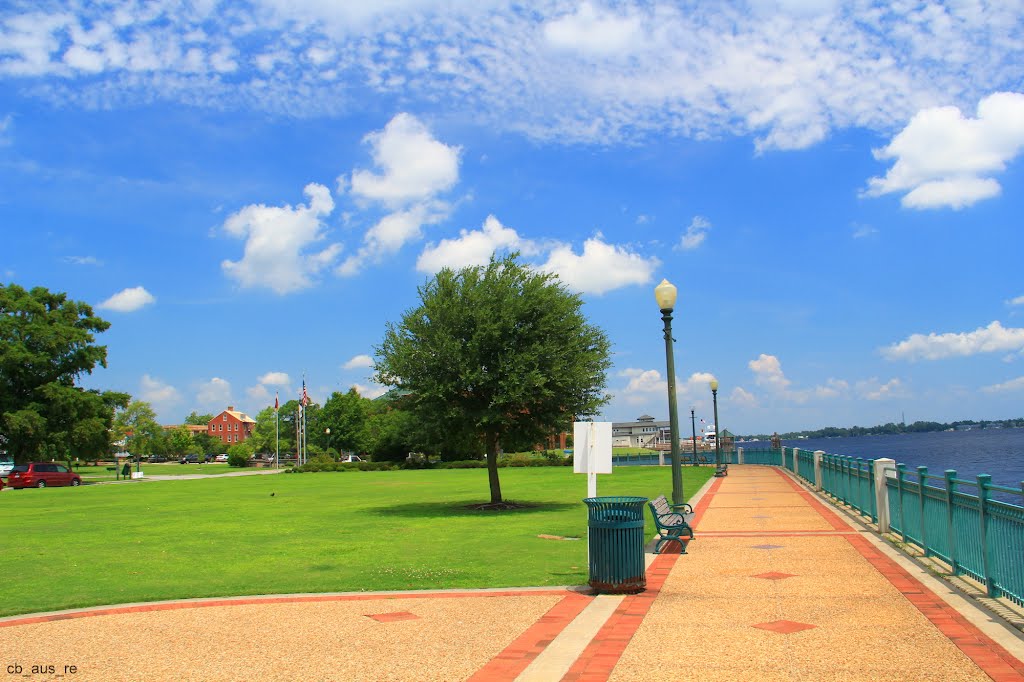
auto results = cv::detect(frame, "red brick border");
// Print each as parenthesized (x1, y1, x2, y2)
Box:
(771, 468, 1024, 681)
(560, 553, 679, 682)
(466, 592, 592, 682)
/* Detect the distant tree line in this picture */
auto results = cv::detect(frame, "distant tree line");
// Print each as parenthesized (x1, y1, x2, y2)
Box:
(743, 418, 1024, 441)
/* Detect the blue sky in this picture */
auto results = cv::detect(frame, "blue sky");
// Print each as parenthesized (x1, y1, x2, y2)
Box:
(2, 0, 1023, 435)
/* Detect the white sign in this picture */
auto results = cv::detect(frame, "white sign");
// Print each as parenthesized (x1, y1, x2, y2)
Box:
(574, 421, 612, 499)
(573, 422, 612, 474)
(131, 472, 144, 479)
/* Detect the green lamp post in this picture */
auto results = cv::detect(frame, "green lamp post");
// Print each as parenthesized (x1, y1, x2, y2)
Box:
(710, 378, 726, 477)
(655, 279, 684, 508)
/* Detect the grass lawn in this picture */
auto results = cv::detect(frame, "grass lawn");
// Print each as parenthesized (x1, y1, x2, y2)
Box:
(0, 465, 714, 617)
(75, 462, 242, 482)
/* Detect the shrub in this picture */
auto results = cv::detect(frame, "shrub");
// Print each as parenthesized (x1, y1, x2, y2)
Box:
(226, 444, 251, 468)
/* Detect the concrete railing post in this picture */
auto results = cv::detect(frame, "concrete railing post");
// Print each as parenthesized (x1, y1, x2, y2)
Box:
(738, 447, 744, 465)
(659, 451, 665, 466)
(813, 450, 824, 490)
(874, 458, 896, 533)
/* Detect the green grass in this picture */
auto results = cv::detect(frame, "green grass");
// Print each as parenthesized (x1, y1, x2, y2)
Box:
(74, 462, 241, 482)
(0, 465, 713, 617)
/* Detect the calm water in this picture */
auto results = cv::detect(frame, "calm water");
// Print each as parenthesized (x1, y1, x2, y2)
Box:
(769, 429, 1024, 490)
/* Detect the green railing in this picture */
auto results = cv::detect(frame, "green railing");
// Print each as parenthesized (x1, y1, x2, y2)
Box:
(742, 448, 783, 465)
(886, 465, 1024, 607)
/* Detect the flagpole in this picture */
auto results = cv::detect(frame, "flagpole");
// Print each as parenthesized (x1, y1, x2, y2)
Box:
(275, 393, 280, 469)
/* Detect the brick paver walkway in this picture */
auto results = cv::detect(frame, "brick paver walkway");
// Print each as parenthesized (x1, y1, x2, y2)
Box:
(2, 465, 1022, 681)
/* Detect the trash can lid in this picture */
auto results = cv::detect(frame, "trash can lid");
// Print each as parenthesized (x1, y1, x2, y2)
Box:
(583, 496, 648, 505)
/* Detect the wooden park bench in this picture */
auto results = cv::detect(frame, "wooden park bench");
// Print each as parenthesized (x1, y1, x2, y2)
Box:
(648, 494, 694, 554)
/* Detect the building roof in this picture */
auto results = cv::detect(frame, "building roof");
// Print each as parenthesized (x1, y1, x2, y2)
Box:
(214, 407, 256, 424)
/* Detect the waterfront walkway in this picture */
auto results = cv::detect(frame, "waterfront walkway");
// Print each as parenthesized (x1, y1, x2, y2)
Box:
(2, 466, 1023, 680)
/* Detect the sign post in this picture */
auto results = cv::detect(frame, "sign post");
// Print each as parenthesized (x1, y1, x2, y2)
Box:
(574, 421, 612, 498)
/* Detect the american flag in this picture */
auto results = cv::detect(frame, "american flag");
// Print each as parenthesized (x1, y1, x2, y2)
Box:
(300, 379, 310, 406)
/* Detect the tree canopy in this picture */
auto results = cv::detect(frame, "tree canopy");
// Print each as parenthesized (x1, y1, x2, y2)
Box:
(1, 283, 127, 462)
(374, 253, 611, 503)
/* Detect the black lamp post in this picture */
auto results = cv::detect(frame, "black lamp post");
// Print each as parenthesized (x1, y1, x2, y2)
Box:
(710, 379, 726, 477)
(655, 279, 684, 508)
(690, 408, 698, 466)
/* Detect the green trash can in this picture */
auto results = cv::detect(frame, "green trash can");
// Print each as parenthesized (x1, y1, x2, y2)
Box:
(584, 496, 648, 594)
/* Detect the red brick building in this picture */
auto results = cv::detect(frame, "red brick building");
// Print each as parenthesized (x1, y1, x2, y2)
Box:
(207, 406, 256, 445)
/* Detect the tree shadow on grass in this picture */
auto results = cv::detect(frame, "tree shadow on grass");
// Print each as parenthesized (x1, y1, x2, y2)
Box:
(364, 500, 579, 518)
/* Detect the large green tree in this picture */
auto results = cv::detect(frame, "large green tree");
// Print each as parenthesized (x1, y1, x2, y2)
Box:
(374, 253, 612, 504)
(0, 284, 128, 463)
(113, 400, 162, 457)
(317, 388, 372, 454)
(184, 411, 214, 425)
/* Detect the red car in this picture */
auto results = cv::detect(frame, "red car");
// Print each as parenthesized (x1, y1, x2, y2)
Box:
(7, 463, 82, 489)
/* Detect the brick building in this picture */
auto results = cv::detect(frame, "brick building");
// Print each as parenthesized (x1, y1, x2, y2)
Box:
(207, 406, 256, 445)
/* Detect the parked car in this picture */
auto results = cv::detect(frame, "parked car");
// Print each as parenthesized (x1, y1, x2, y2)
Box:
(0, 459, 13, 477)
(214, 454, 229, 462)
(147, 455, 168, 463)
(340, 455, 363, 463)
(7, 462, 82, 488)
(180, 454, 200, 464)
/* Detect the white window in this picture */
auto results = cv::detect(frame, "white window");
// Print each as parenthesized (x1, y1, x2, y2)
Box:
(222, 415, 227, 421)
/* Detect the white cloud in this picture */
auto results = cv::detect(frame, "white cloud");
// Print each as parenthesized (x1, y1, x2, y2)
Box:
(540, 236, 659, 295)
(416, 215, 536, 273)
(348, 113, 460, 208)
(856, 377, 905, 401)
(140, 374, 180, 406)
(851, 223, 877, 239)
(351, 382, 388, 399)
(981, 376, 1024, 394)
(620, 368, 666, 395)
(1008, 296, 1024, 307)
(866, 92, 1024, 209)
(63, 255, 102, 266)
(197, 377, 232, 407)
(730, 386, 757, 407)
(0, 114, 11, 145)
(675, 216, 711, 251)
(257, 371, 290, 386)
(749, 354, 791, 391)
(543, 2, 646, 57)
(8, 3, 1024, 152)
(338, 113, 461, 277)
(881, 321, 1024, 361)
(617, 368, 717, 406)
(221, 183, 341, 294)
(342, 354, 374, 370)
(246, 384, 271, 401)
(97, 286, 155, 312)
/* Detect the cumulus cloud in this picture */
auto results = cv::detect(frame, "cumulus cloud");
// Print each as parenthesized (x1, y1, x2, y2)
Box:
(619, 368, 666, 397)
(257, 371, 290, 386)
(675, 216, 711, 251)
(617, 368, 717, 406)
(417, 215, 536, 274)
(97, 286, 155, 312)
(1008, 295, 1024, 307)
(222, 183, 340, 294)
(865, 92, 1024, 209)
(197, 377, 232, 407)
(140, 374, 180, 406)
(339, 114, 460, 276)
(539, 236, 659, 295)
(881, 321, 1024, 361)
(749, 354, 791, 391)
(747, 354, 847, 402)
(856, 378, 906, 401)
(730, 386, 757, 407)
(981, 376, 1024, 394)
(348, 113, 460, 207)
(342, 354, 374, 370)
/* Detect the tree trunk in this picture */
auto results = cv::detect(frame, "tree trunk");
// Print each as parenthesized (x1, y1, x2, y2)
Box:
(485, 431, 503, 504)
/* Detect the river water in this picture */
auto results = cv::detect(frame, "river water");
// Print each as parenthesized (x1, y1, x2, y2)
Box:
(771, 429, 1024, 490)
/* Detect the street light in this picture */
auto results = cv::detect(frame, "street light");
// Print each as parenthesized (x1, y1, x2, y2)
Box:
(325, 427, 331, 458)
(655, 279, 684, 508)
(710, 379, 727, 477)
(690, 408, 698, 466)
